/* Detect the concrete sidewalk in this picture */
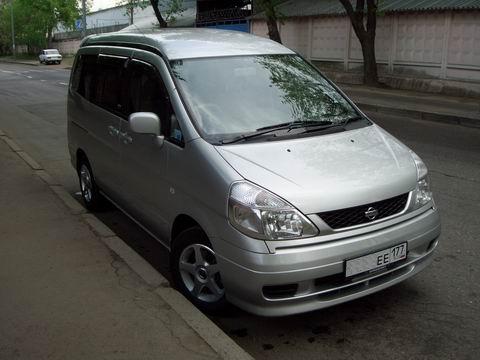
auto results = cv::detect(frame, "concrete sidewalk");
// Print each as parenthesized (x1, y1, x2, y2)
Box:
(0, 137, 249, 360)
(340, 84, 480, 128)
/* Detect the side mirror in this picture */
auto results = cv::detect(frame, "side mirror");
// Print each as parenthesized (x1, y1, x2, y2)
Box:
(129, 112, 164, 146)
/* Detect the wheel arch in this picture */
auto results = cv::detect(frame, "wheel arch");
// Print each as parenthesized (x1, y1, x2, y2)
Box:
(171, 214, 202, 243)
(75, 148, 88, 171)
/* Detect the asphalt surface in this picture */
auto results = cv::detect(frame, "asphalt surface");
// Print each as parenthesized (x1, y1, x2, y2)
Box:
(1, 62, 479, 360)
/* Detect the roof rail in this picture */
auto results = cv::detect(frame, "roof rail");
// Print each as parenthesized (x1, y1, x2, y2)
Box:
(82, 40, 165, 59)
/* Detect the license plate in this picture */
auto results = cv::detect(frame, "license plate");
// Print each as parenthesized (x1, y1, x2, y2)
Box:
(345, 243, 407, 278)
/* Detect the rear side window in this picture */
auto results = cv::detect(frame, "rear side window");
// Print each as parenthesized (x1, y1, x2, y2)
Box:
(96, 55, 128, 115)
(73, 53, 128, 117)
(71, 54, 88, 94)
(74, 54, 98, 103)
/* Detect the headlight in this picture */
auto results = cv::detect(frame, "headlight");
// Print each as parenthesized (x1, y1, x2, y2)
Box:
(411, 151, 428, 179)
(228, 181, 319, 240)
(410, 151, 433, 209)
(414, 177, 433, 208)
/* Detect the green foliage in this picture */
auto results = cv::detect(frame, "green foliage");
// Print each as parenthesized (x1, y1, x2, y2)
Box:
(162, 0, 185, 23)
(0, 0, 80, 54)
(256, 55, 353, 122)
(117, 0, 149, 17)
(120, 0, 185, 26)
(254, 0, 285, 20)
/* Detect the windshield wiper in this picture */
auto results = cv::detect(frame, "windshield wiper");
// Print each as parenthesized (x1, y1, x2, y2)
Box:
(221, 120, 334, 144)
(256, 120, 333, 132)
(300, 123, 345, 134)
(220, 128, 280, 144)
(343, 115, 364, 127)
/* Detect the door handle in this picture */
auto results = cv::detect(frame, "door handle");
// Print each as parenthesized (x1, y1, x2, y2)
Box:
(120, 132, 133, 144)
(108, 125, 119, 137)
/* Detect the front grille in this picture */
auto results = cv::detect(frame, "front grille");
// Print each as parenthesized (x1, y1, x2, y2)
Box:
(318, 193, 409, 229)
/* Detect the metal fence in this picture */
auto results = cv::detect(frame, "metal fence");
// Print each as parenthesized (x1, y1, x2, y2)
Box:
(196, 8, 251, 24)
(52, 23, 129, 41)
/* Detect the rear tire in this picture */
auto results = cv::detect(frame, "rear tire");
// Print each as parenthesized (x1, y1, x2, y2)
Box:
(77, 158, 103, 211)
(171, 227, 228, 314)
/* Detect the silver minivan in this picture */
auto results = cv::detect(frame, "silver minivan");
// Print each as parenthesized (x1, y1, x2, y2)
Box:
(67, 29, 441, 316)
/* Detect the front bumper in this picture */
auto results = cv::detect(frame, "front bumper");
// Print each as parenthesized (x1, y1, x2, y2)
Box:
(215, 207, 440, 316)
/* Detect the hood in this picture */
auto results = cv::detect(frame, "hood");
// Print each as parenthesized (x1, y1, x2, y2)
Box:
(215, 125, 418, 214)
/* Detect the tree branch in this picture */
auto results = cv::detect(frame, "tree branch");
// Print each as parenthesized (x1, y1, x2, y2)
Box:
(355, 0, 365, 13)
(339, 0, 355, 19)
(366, 0, 377, 38)
(339, 0, 366, 39)
(150, 0, 168, 28)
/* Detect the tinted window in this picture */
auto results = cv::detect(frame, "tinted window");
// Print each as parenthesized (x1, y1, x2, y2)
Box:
(74, 54, 128, 117)
(71, 54, 89, 93)
(75, 54, 98, 102)
(96, 55, 128, 115)
(127, 60, 182, 143)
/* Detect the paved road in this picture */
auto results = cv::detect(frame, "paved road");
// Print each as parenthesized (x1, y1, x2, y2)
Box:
(1, 63, 479, 360)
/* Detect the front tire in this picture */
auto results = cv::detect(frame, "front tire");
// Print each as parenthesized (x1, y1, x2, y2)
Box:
(171, 227, 228, 314)
(77, 159, 103, 211)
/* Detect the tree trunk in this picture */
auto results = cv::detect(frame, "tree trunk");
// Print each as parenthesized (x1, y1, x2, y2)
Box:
(150, 0, 168, 28)
(130, 7, 134, 25)
(360, 35, 378, 86)
(47, 28, 53, 47)
(339, 0, 379, 86)
(266, 18, 281, 43)
(258, 0, 282, 43)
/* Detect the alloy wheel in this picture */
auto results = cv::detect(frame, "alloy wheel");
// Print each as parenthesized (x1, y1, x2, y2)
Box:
(80, 164, 93, 203)
(179, 244, 225, 303)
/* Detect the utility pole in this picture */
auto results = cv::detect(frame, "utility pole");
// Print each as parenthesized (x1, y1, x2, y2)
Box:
(10, 0, 15, 58)
(81, 0, 87, 38)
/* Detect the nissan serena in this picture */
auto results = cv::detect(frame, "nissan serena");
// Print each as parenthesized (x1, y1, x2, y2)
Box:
(67, 29, 441, 316)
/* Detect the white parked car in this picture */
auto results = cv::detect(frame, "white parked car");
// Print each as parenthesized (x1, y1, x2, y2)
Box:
(39, 49, 62, 65)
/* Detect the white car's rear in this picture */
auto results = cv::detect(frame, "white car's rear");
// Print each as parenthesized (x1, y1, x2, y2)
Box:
(39, 49, 62, 64)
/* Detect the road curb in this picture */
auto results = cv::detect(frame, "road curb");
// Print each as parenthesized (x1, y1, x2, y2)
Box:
(49, 185, 87, 215)
(357, 102, 480, 128)
(35, 170, 60, 186)
(0, 59, 72, 70)
(0, 59, 40, 67)
(157, 287, 254, 360)
(0, 130, 253, 360)
(17, 151, 42, 170)
(1, 135, 22, 152)
(102, 235, 169, 288)
(81, 213, 116, 238)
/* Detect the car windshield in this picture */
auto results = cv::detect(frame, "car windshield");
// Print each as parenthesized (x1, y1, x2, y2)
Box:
(46, 50, 59, 54)
(170, 54, 360, 142)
